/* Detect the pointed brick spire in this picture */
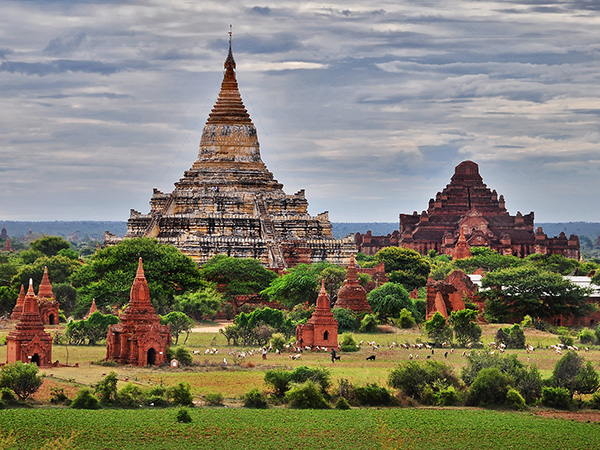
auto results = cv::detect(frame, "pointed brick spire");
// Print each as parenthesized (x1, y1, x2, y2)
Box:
(85, 298, 98, 319)
(334, 254, 371, 313)
(129, 257, 152, 307)
(38, 266, 54, 299)
(2, 236, 12, 252)
(10, 285, 26, 320)
(452, 227, 472, 260)
(315, 279, 329, 311)
(24, 279, 41, 315)
(206, 33, 252, 126)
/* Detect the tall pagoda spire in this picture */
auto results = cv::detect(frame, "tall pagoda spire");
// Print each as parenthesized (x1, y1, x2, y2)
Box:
(38, 266, 54, 299)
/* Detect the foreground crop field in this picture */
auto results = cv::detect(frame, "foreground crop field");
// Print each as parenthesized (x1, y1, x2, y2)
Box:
(1, 408, 599, 450)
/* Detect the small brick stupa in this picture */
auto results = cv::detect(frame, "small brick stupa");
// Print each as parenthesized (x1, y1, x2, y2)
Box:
(296, 280, 338, 348)
(334, 254, 371, 313)
(6, 279, 53, 366)
(105, 258, 171, 366)
(84, 298, 98, 319)
(37, 267, 60, 325)
(10, 285, 26, 321)
(2, 236, 12, 252)
(452, 228, 472, 260)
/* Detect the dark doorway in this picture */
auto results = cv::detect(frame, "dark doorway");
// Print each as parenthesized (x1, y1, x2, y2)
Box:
(31, 353, 40, 366)
(48, 314, 55, 325)
(323, 330, 329, 341)
(147, 348, 157, 365)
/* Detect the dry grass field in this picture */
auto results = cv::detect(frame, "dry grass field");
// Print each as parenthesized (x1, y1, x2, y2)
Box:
(2, 321, 599, 405)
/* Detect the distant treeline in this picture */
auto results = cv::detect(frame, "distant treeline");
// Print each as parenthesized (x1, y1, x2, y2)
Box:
(0, 221, 127, 242)
(1, 220, 599, 243)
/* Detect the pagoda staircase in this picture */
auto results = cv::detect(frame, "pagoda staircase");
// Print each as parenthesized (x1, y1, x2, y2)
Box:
(255, 197, 287, 269)
(143, 195, 175, 238)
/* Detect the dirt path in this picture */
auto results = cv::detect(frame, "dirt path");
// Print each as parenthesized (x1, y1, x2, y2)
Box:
(534, 410, 600, 423)
(191, 321, 231, 333)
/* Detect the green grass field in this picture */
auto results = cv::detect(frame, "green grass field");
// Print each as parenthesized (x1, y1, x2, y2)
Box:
(1, 323, 600, 449)
(1, 408, 600, 450)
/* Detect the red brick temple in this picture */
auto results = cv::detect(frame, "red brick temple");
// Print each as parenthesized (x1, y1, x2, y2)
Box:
(10, 285, 26, 321)
(37, 266, 60, 325)
(334, 255, 371, 313)
(296, 280, 338, 348)
(84, 298, 98, 319)
(6, 279, 53, 366)
(356, 160, 580, 259)
(105, 258, 171, 366)
(425, 270, 483, 320)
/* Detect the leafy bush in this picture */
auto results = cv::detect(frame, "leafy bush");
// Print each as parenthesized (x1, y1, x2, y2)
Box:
(335, 396, 351, 410)
(94, 371, 118, 405)
(388, 360, 460, 403)
(466, 368, 513, 406)
(204, 392, 224, 406)
(290, 366, 331, 393)
(424, 312, 453, 347)
(116, 383, 145, 408)
(242, 388, 268, 409)
(70, 388, 100, 409)
(264, 370, 292, 397)
(496, 324, 526, 349)
(589, 391, 600, 409)
(435, 386, 460, 406)
(461, 352, 542, 403)
(0, 387, 17, 406)
(333, 308, 360, 332)
(340, 333, 360, 352)
(506, 388, 526, 410)
(167, 382, 194, 406)
(337, 378, 356, 404)
(397, 308, 416, 329)
(359, 314, 378, 333)
(552, 351, 599, 397)
(167, 346, 193, 367)
(354, 383, 392, 406)
(450, 309, 481, 347)
(541, 386, 571, 409)
(176, 407, 193, 423)
(285, 380, 330, 409)
(50, 387, 70, 405)
(270, 333, 287, 352)
(521, 315, 534, 328)
(0, 361, 43, 401)
(578, 328, 596, 345)
(66, 311, 119, 346)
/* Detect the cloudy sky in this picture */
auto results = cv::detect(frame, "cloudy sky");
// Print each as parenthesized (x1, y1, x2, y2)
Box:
(1, 1, 599, 225)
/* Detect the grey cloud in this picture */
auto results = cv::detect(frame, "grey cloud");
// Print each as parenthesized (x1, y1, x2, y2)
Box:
(44, 32, 87, 56)
(0, 59, 121, 76)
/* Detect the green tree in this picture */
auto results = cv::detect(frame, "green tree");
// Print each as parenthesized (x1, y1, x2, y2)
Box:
(175, 285, 223, 320)
(53, 283, 78, 316)
(374, 247, 430, 291)
(481, 265, 594, 322)
(0, 361, 43, 401)
(366, 282, 415, 322)
(524, 253, 579, 275)
(398, 308, 416, 329)
(317, 264, 347, 303)
(450, 309, 481, 347)
(552, 351, 599, 398)
(200, 255, 277, 316)
(453, 247, 522, 273)
(424, 312, 453, 346)
(65, 311, 119, 345)
(332, 308, 360, 332)
(12, 255, 82, 291)
(0, 286, 17, 316)
(30, 236, 71, 257)
(466, 367, 513, 406)
(94, 371, 118, 405)
(71, 237, 204, 315)
(161, 311, 195, 345)
(262, 264, 320, 309)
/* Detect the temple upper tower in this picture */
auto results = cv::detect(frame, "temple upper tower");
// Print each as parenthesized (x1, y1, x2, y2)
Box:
(106, 34, 354, 268)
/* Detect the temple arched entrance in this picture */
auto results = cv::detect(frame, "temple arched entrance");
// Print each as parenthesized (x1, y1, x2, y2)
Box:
(31, 353, 40, 366)
(323, 330, 329, 341)
(48, 313, 55, 325)
(147, 348, 157, 366)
